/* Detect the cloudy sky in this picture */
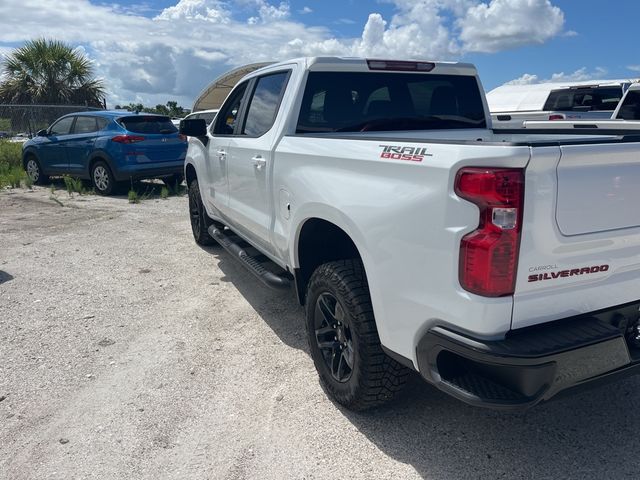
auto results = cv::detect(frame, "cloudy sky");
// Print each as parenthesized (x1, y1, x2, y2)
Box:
(0, 0, 638, 109)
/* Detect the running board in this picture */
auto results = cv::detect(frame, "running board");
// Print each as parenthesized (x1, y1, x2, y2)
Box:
(208, 226, 291, 290)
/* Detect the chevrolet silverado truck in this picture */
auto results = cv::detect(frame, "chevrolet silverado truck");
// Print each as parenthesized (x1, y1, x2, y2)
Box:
(180, 57, 640, 411)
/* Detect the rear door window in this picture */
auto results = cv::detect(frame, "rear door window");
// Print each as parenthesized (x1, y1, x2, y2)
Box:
(119, 116, 177, 134)
(49, 116, 74, 135)
(73, 116, 98, 134)
(242, 71, 290, 136)
(96, 117, 110, 130)
(296, 72, 486, 133)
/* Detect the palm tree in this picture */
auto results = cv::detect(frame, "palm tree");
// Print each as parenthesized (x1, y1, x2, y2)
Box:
(0, 38, 105, 107)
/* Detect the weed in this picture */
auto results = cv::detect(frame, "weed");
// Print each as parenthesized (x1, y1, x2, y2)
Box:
(50, 184, 55, 194)
(49, 194, 63, 207)
(166, 179, 185, 196)
(128, 190, 139, 204)
(160, 186, 169, 199)
(22, 175, 33, 189)
(63, 175, 85, 196)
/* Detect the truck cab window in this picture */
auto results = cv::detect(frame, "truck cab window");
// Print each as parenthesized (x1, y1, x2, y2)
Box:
(242, 71, 290, 137)
(213, 81, 249, 135)
(296, 72, 486, 133)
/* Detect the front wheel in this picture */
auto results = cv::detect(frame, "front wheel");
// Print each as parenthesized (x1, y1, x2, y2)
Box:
(25, 156, 49, 185)
(188, 179, 216, 245)
(305, 259, 409, 410)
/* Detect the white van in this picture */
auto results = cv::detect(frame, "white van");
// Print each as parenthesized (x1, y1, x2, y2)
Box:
(488, 80, 633, 128)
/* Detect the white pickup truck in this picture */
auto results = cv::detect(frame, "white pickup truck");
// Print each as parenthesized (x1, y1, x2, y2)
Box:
(180, 57, 640, 411)
(522, 82, 640, 131)
(488, 80, 631, 128)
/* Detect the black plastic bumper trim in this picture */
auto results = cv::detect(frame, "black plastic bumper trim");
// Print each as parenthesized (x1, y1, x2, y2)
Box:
(417, 316, 635, 410)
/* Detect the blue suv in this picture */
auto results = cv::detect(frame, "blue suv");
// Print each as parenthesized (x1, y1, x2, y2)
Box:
(22, 111, 187, 195)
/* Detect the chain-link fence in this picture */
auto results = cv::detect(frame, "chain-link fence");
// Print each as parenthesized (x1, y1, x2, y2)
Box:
(0, 104, 104, 139)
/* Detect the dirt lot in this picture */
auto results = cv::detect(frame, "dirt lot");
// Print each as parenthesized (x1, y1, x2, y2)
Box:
(2, 186, 640, 479)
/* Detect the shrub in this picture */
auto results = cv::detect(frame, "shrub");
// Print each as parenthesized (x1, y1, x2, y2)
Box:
(0, 140, 25, 188)
(128, 190, 139, 204)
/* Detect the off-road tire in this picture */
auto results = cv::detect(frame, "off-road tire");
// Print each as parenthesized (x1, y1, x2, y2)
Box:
(188, 179, 216, 245)
(25, 155, 49, 185)
(305, 259, 409, 410)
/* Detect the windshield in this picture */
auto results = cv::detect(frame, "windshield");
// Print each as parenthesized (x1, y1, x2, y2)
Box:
(296, 71, 486, 133)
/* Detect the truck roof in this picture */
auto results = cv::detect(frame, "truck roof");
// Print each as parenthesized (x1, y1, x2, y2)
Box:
(247, 57, 478, 77)
(487, 79, 635, 112)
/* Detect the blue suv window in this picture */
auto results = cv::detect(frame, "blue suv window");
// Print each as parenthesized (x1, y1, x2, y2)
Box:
(49, 116, 74, 135)
(119, 116, 177, 134)
(74, 116, 98, 134)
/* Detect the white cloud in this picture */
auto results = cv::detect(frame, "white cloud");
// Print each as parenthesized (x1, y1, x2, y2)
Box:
(156, 0, 230, 23)
(0, 0, 569, 107)
(505, 73, 540, 85)
(505, 67, 608, 85)
(299, 6, 312, 14)
(628, 65, 640, 73)
(458, 0, 565, 53)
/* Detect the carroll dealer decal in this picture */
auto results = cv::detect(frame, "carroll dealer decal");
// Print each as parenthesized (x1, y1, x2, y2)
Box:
(528, 264, 610, 282)
(379, 145, 432, 162)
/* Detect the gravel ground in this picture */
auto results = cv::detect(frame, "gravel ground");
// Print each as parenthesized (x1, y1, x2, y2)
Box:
(2, 185, 640, 480)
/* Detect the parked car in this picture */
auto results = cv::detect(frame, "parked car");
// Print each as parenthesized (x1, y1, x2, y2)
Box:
(182, 57, 640, 411)
(182, 109, 219, 126)
(488, 80, 633, 128)
(22, 111, 187, 194)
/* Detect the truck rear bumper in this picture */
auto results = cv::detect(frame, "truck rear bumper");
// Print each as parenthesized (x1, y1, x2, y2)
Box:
(416, 310, 640, 410)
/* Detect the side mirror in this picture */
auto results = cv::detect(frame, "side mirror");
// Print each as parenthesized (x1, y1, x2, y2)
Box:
(179, 118, 207, 137)
(36, 129, 48, 137)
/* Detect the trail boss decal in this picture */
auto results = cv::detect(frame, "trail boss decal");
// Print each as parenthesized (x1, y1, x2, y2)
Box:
(379, 145, 432, 162)
(528, 264, 610, 282)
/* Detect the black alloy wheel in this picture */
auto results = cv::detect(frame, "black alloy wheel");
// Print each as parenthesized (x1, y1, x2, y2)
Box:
(314, 292, 355, 383)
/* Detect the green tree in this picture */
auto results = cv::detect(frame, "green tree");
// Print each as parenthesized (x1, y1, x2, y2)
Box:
(0, 38, 105, 107)
(117, 101, 189, 117)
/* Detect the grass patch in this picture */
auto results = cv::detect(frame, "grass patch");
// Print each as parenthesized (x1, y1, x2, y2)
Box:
(160, 186, 169, 199)
(0, 140, 26, 188)
(63, 175, 86, 196)
(128, 190, 139, 204)
(0, 140, 22, 167)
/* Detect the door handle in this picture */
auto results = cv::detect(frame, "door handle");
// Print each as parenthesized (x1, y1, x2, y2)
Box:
(216, 149, 226, 160)
(252, 156, 266, 170)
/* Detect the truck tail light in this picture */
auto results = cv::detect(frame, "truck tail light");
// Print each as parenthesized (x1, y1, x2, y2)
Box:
(455, 168, 525, 297)
(366, 59, 435, 72)
(111, 135, 145, 144)
(548, 114, 565, 121)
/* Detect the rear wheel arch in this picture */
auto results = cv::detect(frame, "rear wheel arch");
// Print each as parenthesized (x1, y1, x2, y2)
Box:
(88, 153, 116, 179)
(295, 217, 365, 305)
